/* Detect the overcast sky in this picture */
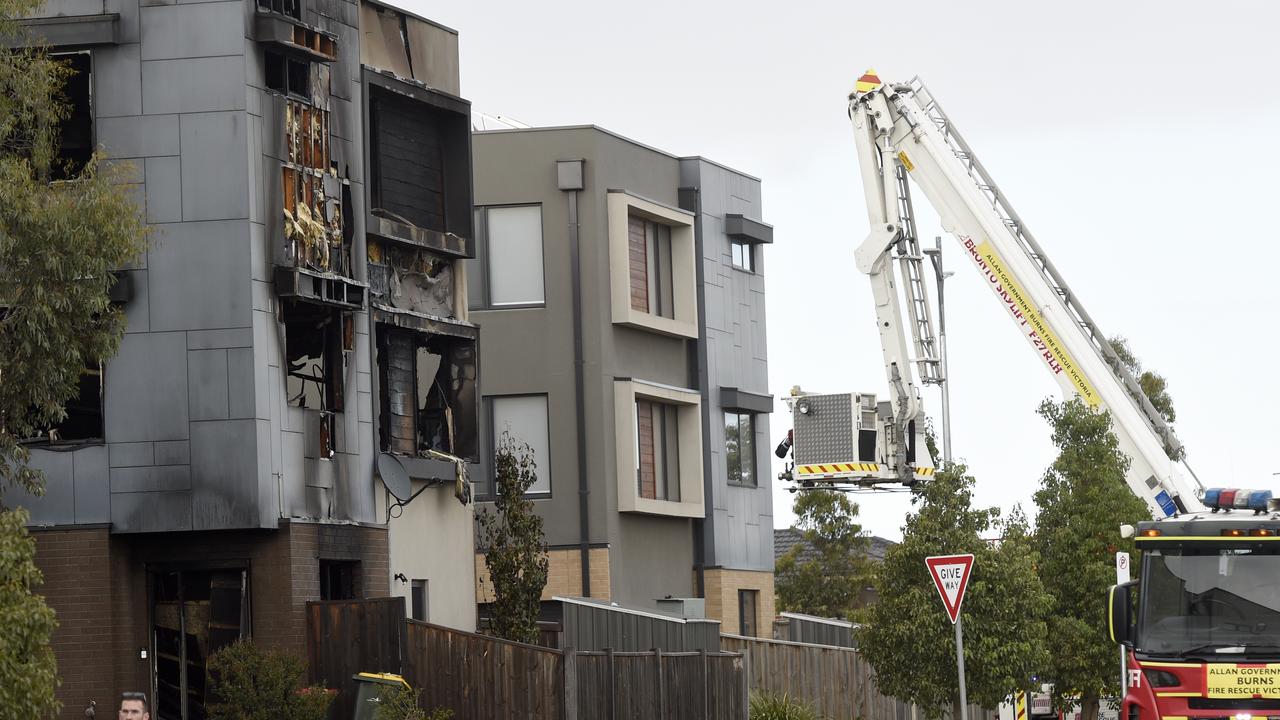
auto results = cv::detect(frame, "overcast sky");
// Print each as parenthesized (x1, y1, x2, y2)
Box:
(408, 0, 1280, 541)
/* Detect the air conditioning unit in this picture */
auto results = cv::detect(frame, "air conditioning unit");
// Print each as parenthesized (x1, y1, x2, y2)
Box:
(655, 597, 705, 619)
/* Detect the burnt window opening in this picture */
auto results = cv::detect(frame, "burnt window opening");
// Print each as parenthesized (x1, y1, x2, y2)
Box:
(23, 363, 104, 444)
(256, 0, 300, 20)
(377, 327, 477, 462)
(264, 50, 310, 99)
(367, 85, 472, 245)
(319, 559, 359, 600)
(283, 301, 348, 416)
(52, 51, 92, 179)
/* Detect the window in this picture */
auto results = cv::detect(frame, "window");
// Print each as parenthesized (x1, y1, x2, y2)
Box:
(636, 400, 680, 501)
(607, 192, 698, 338)
(52, 51, 92, 178)
(23, 363, 103, 444)
(257, 0, 300, 19)
(264, 50, 310, 99)
(319, 560, 359, 600)
(377, 327, 479, 461)
(472, 205, 545, 308)
(629, 213, 674, 318)
(490, 395, 551, 495)
(725, 412, 756, 486)
(283, 302, 347, 414)
(738, 589, 759, 637)
(411, 579, 428, 621)
(731, 240, 754, 272)
(613, 380, 704, 517)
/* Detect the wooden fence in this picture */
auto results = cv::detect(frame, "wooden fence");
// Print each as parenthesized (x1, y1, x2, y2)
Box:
(404, 619, 565, 720)
(722, 633, 985, 720)
(306, 602, 747, 719)
(401, 621, 745, 720)
(568, 649, 745, 720)
(306, 597, 407, 719)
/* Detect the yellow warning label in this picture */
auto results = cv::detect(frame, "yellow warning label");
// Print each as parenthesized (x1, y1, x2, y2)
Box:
(898, 152, 915, 172)
(796, 463, 880, 475)
(961, 237, 1099, 407)
(1206, 664, 1280, 698)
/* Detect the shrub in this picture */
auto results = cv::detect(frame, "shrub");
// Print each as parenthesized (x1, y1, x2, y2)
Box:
(374, 684, 453, 720)
(206, 640, 334, 720)
(749, 691, 825, 720)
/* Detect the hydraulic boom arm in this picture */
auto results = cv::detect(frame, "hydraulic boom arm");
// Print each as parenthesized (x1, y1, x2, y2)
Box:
(848, 71, 1203, 516)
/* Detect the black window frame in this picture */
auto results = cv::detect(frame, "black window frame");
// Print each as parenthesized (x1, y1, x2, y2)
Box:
(725, 411, 757, 487)
(738, 589, 759, 637)
(50, 50, 94, 179)
(730, 239, 754, 272)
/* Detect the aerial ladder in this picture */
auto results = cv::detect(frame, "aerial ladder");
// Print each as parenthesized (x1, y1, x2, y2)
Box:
(784, 70, 1203, 517)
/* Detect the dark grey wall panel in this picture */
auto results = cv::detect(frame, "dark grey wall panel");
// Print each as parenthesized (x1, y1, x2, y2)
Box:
(105, 331, 190, 443)
(190, 419, 263, 530)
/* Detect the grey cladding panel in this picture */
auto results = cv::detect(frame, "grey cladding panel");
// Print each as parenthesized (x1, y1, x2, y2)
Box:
(792, 393, 855, 465)
(112, 490, 192, 532)
(139, 2, 242, 60)
(147, 221, 251, 331)
(105, 332, 190, 443)
(72, 445, 110, 524)
(190, 419, 262, 529)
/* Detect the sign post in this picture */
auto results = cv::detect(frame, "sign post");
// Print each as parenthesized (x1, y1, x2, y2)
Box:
(927, 554, 976, 720)
(1116, 552, 1131, 691)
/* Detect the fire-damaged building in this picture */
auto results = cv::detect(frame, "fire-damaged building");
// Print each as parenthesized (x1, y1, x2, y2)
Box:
(5, 0, 479, 716)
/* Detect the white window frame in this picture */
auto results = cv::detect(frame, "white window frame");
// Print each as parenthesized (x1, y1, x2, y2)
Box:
(607, 191, 698, 339)
(613, 379, 704, 518)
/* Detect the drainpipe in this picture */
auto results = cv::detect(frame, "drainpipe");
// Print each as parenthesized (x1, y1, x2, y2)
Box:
(559, 160, 591, 597)
(678, 183, 711, 599)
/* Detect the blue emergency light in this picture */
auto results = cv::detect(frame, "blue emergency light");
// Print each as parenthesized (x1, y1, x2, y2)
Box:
(1204, 487, 1273, 514)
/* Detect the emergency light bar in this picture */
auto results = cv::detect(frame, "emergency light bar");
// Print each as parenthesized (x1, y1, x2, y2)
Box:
(1203, 487, 1277, 514)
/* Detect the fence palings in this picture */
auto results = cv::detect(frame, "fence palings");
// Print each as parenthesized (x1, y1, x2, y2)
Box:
(721, 634, 985, 720)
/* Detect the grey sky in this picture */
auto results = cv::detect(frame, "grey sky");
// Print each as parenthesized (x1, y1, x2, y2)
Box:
(408, 0, 1280, 540)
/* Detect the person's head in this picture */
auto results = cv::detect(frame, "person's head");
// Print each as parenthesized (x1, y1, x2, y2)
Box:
(118, 692, 149, 720)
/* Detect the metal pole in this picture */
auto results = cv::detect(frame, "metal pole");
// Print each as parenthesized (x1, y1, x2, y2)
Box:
(956, 616, 969, 720)
(927, 237, 954, 463)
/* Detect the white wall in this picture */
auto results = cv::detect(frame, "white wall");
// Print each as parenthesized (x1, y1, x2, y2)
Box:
(379, 482, 477, 632)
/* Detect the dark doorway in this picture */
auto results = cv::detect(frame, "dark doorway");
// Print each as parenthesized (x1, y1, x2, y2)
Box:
(151, 569, 249, 720)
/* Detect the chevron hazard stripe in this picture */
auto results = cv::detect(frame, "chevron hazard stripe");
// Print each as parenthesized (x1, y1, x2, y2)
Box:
(915, 467, 935, 477)
(796, 463, 880, 475)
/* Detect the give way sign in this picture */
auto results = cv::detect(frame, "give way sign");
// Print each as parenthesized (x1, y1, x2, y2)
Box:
(925, 554, 975, 624)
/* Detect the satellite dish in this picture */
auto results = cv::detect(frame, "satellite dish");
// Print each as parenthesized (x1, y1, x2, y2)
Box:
(377, 453, 412, 502)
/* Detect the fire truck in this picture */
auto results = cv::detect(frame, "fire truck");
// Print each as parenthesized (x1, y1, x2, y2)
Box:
(780, 69, 1280, 720)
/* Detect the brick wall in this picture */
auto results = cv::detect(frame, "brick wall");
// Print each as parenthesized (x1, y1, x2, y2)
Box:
(702, 568, 775, 637)
(475, 547, 610, 603)
(32, 521, 390, 718)
(31, 527, 115, 718)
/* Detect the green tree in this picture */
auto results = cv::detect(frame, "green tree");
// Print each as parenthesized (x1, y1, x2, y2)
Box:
(206, 641, 333, 720)
(0, 0, 149, 716)
(775, 489, 874, 621)
(1109, 336, 1181, 459)
(476, 434, 549, 644)
(859, 465, 1051, 720)
(1033, 398, 1149, 720)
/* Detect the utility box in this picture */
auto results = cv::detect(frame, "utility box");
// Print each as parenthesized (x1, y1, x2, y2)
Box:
(656, 597, 706, 619)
